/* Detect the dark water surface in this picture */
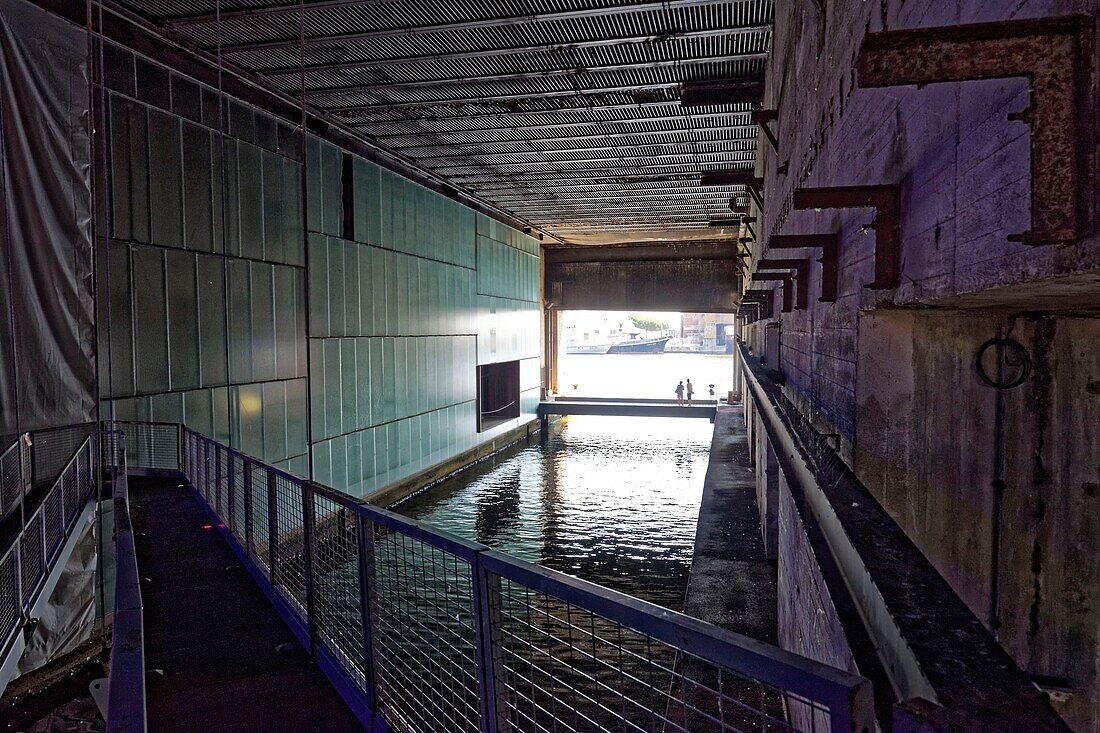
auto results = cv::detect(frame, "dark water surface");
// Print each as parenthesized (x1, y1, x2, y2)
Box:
(396, 414, 714, 610)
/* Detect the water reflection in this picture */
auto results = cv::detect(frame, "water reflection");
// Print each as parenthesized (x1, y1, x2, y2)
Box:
(397, 415, 713, 610)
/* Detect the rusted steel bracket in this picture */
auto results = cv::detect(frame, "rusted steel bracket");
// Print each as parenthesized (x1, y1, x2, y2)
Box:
(793, 185, 900, 289)
(858, 16, 1095, 244)
(750, 273, 793, 312)
(756, 257, 810, 309)
(729, 196, 750, 213)
(702, 171, 763, 188)
(741, 289, 774, 318)
(751, 109, 780, 153)
(769, 233, 840, 302)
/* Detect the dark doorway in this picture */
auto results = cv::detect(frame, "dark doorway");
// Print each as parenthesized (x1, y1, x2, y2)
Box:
(478, 360, 521, 431)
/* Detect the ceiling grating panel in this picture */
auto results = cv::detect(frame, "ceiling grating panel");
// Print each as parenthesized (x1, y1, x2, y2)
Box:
(114, 0, 774, 244)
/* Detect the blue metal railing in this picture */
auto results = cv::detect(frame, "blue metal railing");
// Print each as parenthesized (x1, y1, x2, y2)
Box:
(110, 422, 874, 733)
(103, 427, 147, 733)
(0, 433, 95, 678)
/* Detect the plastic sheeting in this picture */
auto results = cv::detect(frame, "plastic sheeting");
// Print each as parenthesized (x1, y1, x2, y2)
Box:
(0, 0, 95, 436)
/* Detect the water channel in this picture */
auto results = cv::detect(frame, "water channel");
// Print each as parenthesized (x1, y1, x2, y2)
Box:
(396, 413, 716, 611)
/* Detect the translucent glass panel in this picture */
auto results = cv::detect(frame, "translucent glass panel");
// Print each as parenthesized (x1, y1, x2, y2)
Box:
(476, 213, 541, 255)
(312, 402, 479, 497)
(308, 236, 476, 338)
(101, 49, 309, 468)
(309, 336, 477, 441)
(475, 297, 541, 365)
(476, 237, 540, 303)
(107, 93, 302, 265)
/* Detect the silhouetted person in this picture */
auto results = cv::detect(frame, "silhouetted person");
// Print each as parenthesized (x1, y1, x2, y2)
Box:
(675, 380, 685, 406)
(686, 379, 694, 406)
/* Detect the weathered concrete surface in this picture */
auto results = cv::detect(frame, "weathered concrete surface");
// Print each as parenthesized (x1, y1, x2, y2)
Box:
(545, 243, 743, 313)
(683, 405, 776, 643)
(854, 310, 1100, 731)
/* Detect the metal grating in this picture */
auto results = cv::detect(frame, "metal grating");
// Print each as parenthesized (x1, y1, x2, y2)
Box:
(106, 0, 774, 244)
(368, 523, 482, 733)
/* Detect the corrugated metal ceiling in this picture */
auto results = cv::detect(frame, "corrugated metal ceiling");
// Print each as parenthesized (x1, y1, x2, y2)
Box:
(114, 0, 773, 244)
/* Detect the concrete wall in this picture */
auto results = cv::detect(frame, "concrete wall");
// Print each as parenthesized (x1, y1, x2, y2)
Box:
(855, 311, 1100, 731)
(98, 42, 541, 490)
(744, 0, 1100, 728)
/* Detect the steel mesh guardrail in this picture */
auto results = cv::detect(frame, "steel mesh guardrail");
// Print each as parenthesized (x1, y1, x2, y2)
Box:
(0, 435, 95, 668)
(114, 424, 874, 733)
(0, 434, 30, 522)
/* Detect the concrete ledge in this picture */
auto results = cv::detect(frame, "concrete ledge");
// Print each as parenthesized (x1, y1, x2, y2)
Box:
(362, 420, 542, 508)
(538, 401, 716, 420)
(737, 346, 1069, 731)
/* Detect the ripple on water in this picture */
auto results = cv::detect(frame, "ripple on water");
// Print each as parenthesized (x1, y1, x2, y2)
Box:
(397, 415, 714, 611)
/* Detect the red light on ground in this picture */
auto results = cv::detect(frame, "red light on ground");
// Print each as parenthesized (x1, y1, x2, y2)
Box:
(217, 523, 225, 528)
(201, 524, 213, 530)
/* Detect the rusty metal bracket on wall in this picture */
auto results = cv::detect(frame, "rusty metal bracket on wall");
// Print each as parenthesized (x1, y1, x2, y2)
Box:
(756, 257, 810, 309)
(858, 15, 1095, 244)
(768, 233, 840, 302)
(793, 186, 901, 289)
(751, 109, 780, 153)
(750, 273, 793, 312)
(702, 171, 764, 210)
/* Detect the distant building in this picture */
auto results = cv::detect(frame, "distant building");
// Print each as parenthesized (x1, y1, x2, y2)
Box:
(680, 313, 736, 352)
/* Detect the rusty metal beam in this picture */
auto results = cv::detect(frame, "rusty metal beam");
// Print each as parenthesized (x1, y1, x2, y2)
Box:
(749, 273, 793, 312)
(708, 218, 744, 227)
(768, 233, 839, 302)
(701, 171, 763, 187)
(792, 185, 900, 289)
(751, 108, 780, 152)
(858, 15, 1095, 244)
(756, 257, 810, 309)
(680, 79, 765, 107)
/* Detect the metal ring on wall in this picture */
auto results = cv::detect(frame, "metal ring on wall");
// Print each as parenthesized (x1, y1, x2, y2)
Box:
(976, 337, 1032, 389)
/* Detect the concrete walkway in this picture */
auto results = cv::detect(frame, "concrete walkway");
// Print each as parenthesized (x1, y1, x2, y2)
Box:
(683, 405, 777, 643)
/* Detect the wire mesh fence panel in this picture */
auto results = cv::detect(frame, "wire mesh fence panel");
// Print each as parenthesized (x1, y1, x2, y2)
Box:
(217, 446, 230, 522)
(232, 453, 247, 546)
(30, 424, 95, 486)
(366, 520, 482, 733)
(486, 571, 820, 733)
(310, 490, 366, 686)
(0, 547, 19, 653)
(1, 439, 24, 521)
(43, 487, 64, 565)
(20, 514, 44, 605)
(115, 423, 179, 471)
(250, 462, 271, 576)
(271, 471, 307, 613)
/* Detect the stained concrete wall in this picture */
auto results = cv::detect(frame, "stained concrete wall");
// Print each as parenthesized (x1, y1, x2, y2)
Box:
(855, 311, 1100, 731)
(743, 0, 1100, 728)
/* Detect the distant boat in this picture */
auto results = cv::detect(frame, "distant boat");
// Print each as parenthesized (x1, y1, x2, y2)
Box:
(566, 333, 670, 355)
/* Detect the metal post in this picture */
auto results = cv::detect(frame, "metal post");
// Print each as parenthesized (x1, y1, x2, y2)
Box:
(301, 482, 317, 656)
(176, 424, 184, 471)
(267, 469, 279, 585)
(355, 511, 379, 719)
(215, 445, 222, 517)
(472, 554, 505, 733)
(226, 452, 235, 532)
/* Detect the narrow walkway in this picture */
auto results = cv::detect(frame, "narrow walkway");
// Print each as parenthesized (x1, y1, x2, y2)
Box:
(683, 405, 777, 642)
(128, 476, 363, 733)
(538, 399, 717, 419)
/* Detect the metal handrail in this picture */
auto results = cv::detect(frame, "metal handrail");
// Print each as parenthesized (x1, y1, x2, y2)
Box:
(0, 433, 96, 683)
(104, 428, 147, 733)
(113, 421, 874, 733)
